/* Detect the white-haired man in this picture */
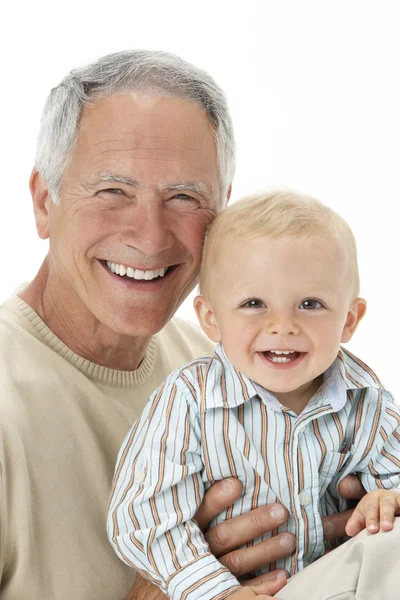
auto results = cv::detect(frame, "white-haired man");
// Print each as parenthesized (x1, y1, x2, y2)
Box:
(0, 50, 385, 600)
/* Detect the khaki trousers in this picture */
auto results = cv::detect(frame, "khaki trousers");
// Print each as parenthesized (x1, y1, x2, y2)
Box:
(277, 518, 400, 600)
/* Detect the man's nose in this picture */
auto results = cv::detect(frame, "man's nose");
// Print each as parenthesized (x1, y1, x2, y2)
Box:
(265, 310, 300, 336)
(119, 202, 175, 255)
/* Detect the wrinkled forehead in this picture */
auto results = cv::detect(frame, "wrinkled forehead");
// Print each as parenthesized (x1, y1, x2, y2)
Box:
(63, 93, 221, 194)
(77, 92, 216, 149)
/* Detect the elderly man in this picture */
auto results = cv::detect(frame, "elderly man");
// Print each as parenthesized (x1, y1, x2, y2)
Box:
(0, 50, 396, 600)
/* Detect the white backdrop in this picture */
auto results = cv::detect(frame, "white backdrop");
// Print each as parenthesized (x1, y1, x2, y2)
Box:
(1, 1, 398, 397)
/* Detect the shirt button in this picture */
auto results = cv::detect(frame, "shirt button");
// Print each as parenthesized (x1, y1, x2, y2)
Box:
(136, 471, 146, 482)
(298, 491, 311, 506)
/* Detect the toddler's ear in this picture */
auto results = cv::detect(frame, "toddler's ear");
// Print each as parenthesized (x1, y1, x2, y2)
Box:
(341, 298, 367, 343)
(193, 295, 221, 343)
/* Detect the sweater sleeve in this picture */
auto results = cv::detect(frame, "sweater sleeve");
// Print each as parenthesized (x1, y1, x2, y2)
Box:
(107, 374, 241, 600)
(355, 390, 400, 491)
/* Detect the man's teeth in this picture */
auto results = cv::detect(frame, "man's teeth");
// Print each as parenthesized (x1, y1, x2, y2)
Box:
(105, 261, 168, 280)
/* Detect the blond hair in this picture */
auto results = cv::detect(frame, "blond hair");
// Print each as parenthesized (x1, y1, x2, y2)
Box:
(200, 190, 360, 299)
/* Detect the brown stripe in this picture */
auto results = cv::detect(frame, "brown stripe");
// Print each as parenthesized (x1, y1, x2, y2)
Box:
(361, 392, 383, 460)
(199, 364, 214, 483)
(109, 417, 141, 502)
(382, 448, 400, 468)
(155, 385, 177, 495)
(331, 412, 344, 447)
(313, 420, 326, 469)
(260, 402, 270, 486)
(387, 408, 400, 425)
(181, 566, 233, 600)
(165, 530, 180, 571)
(236, 369, 252, 401)
(181, 409, 191, 479)
(147, 519, 162, 576)
(184, 523, 200, 559)
(110, 384, 168, 560)
(354, 390, 365, 440)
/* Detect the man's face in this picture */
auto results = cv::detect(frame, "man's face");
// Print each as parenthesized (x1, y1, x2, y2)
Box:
(41, 93, 221, 338)
(196, 234, 364, 404)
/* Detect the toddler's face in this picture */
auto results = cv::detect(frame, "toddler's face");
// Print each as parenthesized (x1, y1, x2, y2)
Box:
(195, 234, 365, 403)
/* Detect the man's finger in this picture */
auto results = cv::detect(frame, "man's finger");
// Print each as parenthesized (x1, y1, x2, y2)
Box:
(204, 503, 290, 557)
(126, 575, 166, 600)
(242, 570, 288, 587)
(217, 533, 295, 577)
(337, 475, 366, 500)
(322, 508, 353, 540)
(248, 577, 287, 598)
(194, 478, 243, 531)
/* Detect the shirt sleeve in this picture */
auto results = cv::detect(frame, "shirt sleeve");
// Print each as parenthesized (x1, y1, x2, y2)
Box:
(107, 374, 241, 600)
(355, 390, 400, 491)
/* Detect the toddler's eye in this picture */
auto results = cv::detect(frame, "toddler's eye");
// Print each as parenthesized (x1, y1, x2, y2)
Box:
(241, 299, 265, 309)
(299, 299, 323, 310)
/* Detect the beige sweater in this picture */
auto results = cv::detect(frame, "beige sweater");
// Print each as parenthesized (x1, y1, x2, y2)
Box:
(0, 293, 214, 600)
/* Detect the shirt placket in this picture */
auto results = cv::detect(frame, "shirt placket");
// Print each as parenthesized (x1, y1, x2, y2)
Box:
(284, 405, 333, 571)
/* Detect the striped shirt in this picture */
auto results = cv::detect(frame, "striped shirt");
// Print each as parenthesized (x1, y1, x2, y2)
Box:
(108, 344, 400, 600)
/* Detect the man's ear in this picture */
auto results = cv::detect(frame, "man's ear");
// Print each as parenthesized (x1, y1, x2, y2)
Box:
(341, 298, 367, 343)
(193, 295, 221, 342)
(29, 169, 52, 240)
(225, 185, 232, 206)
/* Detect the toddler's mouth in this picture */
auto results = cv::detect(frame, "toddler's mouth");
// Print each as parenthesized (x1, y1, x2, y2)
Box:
(263, 350, 301, 363)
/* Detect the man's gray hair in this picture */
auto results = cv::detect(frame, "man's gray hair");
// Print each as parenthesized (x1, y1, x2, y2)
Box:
(35, 50, 235, 204)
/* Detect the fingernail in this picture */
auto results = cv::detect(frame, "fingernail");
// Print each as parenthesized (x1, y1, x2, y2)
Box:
(219, 479, 236, 494)
(323, 519, 335, 536)
(270, 504, 285, 520)
(275, 571, 287, 580)
(279, 533, 295, 550)
(346, 476, 359, 495)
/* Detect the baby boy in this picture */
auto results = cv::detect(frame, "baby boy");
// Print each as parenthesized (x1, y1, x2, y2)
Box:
(108, 191, 400, 600)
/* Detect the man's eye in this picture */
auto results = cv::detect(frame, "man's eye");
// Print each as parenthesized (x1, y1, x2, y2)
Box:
(171, 194, 200, 204)
(240, 299, 265, 309)
(299, 299, 324, 310)
(100, 188, 123, 195)
(175, 194, 198, 201)
(167, 194, 201, 212)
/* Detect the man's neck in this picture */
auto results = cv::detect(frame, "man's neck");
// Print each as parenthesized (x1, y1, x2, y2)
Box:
(19, 260, 151, 371)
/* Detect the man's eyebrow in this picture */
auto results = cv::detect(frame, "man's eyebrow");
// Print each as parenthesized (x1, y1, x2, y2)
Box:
(92, 172, 140, 187)
(163, 182, 211, 198)
(91, 174, 211, 200)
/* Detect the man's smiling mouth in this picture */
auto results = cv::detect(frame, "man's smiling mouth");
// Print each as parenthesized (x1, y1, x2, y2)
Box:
(105, 260, 170, 281)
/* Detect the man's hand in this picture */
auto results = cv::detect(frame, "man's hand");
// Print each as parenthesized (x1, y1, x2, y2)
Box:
(126, 478, 293, 598)
(321, 474, 366, 541)
(126, 474, 366, 599)
(126, 578, 286, 600)
(126, 574, 163, 600)
(194, 478, 293, 585)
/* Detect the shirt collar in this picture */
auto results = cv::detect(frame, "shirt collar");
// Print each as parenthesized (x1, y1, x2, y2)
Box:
(204, 344, 260, 410)
(254, 357, 348, 413)
(336, 347, 385, 391)
(207, 344, 383, 413)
